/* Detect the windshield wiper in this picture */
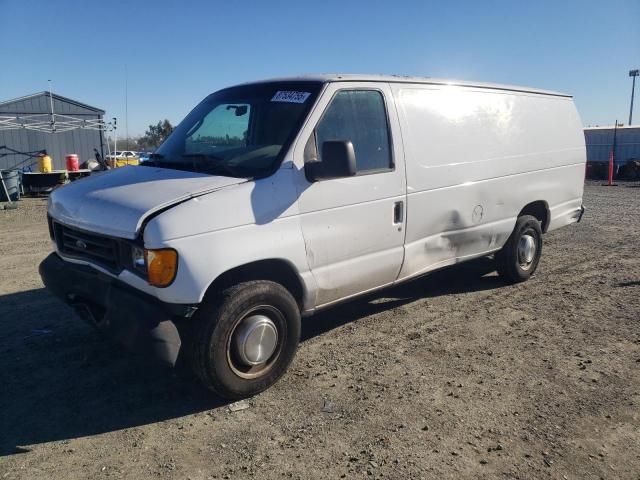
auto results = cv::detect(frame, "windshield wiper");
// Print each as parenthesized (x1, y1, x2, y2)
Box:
(140, 154, 197, 172)
(181, 153, 242, 178)
(140, 153, 164, 166)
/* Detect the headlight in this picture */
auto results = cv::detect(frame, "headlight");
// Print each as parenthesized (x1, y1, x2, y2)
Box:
(131, 246, 178, 287)
(131, 246, 147, 274)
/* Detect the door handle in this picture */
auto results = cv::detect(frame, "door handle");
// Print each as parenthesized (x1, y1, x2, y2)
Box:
(393, 201, 404, 225)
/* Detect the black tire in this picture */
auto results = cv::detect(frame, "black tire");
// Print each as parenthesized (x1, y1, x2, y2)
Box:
(188, 280, 301, 399)
(495, 215, 542, 283)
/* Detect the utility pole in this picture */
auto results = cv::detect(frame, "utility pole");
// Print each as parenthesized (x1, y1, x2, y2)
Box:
(48, 79, 55, 132)
(112, 117, 117, 166)
(630, 69, 639, 125)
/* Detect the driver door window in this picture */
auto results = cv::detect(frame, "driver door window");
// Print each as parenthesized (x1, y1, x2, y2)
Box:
(315, 90, 392, 173)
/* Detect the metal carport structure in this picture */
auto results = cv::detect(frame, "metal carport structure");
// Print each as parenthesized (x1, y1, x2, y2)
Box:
(0, 91, 108, 171)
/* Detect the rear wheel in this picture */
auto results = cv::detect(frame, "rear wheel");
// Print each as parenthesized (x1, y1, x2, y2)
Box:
(189, 280, 301, 399)
(495, 215, 542, 283)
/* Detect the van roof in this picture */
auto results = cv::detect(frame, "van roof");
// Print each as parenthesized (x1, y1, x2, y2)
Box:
(242, 74, 571, 98)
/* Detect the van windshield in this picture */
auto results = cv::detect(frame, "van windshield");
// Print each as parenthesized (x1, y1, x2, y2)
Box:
(147, 81, 322, 178)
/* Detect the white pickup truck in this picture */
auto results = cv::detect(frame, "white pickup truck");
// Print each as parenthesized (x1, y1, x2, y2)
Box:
(40, 75, 586, 398)
(105, 150, 138, 161)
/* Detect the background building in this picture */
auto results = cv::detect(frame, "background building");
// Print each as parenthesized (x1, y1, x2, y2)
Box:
(584, 125, 640, 179)
(584, 125, 640, 165)
(0, 92, 105, 171)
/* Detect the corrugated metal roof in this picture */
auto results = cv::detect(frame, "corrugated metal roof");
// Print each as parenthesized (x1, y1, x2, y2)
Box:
(0, 91, 105, 114)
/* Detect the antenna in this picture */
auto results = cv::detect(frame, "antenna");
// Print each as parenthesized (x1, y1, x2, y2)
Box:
(125, 64, 129, 144)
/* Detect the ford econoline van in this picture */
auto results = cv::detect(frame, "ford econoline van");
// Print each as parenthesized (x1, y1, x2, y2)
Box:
(40, 75, 586, 398)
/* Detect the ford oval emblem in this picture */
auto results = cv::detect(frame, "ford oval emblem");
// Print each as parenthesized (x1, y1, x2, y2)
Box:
(75, 239, 87, 250)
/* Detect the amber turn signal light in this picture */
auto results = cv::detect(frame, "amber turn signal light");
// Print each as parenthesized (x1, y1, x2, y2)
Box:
(145, 248, 178, 287)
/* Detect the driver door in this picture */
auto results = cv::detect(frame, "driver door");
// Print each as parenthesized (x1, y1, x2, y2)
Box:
(293, 82, 407, 307)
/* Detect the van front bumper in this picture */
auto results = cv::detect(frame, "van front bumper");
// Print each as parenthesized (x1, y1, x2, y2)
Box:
(39, 252, 197, 366)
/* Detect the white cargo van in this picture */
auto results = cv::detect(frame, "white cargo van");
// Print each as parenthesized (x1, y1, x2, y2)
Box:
(40, 75, 586, 398)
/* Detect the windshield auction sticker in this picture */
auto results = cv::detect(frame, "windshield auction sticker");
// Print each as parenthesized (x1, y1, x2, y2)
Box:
(271, 91, 311, 103)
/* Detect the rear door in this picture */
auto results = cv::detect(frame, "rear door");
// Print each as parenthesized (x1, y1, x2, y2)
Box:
(292, 82, 407, 307)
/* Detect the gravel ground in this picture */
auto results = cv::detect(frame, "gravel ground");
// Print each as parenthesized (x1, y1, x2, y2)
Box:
(0, 182, 638, 479)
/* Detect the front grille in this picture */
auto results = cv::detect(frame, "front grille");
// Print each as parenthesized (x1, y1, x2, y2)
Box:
(54, 223, 120, 272)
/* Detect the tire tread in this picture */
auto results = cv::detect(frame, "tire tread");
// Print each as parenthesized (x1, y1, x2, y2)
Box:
(188, 280, 300, 398)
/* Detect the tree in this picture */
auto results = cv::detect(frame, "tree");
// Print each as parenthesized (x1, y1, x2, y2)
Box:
(137, 119, 173, 150)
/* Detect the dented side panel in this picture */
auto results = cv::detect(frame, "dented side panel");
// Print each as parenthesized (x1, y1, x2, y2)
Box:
(397, 163, 584, 281)
(392, 84, 585, 282)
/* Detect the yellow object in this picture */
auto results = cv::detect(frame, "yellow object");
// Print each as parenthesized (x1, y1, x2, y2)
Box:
(145, 248, 178, 287)
(115, 157, 140, 168)
(39, 155, 53, 173)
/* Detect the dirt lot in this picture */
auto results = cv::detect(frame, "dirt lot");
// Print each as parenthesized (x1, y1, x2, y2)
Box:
(0, 182, 638, 479)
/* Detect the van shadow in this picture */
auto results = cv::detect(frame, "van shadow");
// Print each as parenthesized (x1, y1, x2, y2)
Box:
(302, 256, 501, 341)
(0, 257, 500, 456)
(0, 289, 226, 456)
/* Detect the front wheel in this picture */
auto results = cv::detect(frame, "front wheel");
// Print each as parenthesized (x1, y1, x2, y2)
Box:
(495, 215, 542, 283)
(188, 280, 301, 399)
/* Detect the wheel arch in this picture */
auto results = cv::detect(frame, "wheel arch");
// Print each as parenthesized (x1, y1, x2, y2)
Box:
(203, 258, 307, 309)
(518, 200, 550, 233)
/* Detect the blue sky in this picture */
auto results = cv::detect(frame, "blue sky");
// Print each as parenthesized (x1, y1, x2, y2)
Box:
(1, 0, 639, 136)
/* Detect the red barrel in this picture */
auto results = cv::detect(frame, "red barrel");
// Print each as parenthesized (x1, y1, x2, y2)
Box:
(65, 154, 79, 172)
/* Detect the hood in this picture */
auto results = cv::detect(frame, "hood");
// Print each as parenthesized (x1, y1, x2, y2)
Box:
(48, 166, 246, 239)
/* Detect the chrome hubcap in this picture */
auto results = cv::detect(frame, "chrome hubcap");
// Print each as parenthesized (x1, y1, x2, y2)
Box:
(234, 314, 278, 366)
(227, 306, 284, 380)
(518, 234, 536, 270)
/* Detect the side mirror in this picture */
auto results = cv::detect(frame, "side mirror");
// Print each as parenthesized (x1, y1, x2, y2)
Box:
(226, 105, 248, 116)
(305, 140, 357, 182)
